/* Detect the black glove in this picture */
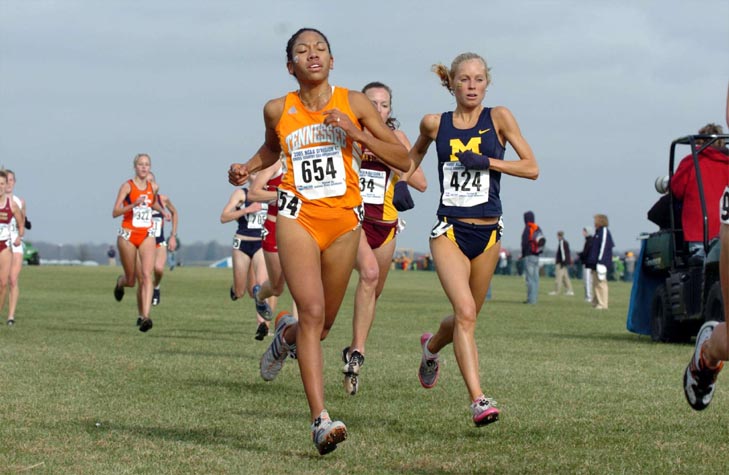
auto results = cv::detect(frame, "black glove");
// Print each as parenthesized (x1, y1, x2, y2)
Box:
(455, 151, 490, 170)
(24, 217, 32, 230)
(392, 180, 414, 212)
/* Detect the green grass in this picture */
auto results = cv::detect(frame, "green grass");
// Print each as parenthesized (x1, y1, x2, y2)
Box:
(1, 266, 728, 474)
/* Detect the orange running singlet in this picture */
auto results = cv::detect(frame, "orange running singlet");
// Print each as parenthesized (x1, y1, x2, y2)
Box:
(119, 179, 155, 248)
(276, 86, 363, 210)
(274, 87, 364, 250)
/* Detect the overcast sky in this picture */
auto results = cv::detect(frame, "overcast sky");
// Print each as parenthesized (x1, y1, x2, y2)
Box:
(1, 0, 728, 254)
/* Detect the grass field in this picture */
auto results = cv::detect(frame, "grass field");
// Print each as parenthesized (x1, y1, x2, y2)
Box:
(1, 266, 728, 474)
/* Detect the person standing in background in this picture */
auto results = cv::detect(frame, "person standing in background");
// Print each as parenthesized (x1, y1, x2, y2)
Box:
(623, 251, 636, 282)
(586, 214, 614, 310)
(578, 226, 594, 302)
(107, 245, 117, 266)
(549, 230, 574, 296)
(520, 211, 544, 304)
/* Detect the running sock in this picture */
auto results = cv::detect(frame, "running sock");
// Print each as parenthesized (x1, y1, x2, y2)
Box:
(423, 338, 438, 360)
(700, 346, 723, 371)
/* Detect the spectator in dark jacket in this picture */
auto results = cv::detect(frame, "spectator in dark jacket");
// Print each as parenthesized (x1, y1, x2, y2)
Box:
(577, 226, 594, 302)
(550, 231, 574, 296)
(520, 211, 542, 304)
(586, 214, 615, 310)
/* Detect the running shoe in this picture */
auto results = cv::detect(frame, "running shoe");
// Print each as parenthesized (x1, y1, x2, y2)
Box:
(684, 321, 724, 411)
(341, 347, 365, 396)
(7, 319, 15, 326)
(136, 317, 142, 327)
(252, 284, 272, 321)
(229, 286, 237, 301)
(152, 288, 161, 306)
(254, 322, 269, 341)
(114, 276, 124, 302)
(139, 317, 153, 333)
(260, 313, 296, 381)
(311, 412, 347, 455)
(470, 396, 500, 427)
(418, 333, 440, 389)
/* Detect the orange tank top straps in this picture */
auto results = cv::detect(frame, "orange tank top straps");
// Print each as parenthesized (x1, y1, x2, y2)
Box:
(275, 86, 363, 210)
(121, 179, 156, 231)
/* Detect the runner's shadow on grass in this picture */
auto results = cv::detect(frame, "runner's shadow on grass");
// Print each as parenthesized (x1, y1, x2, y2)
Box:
(161, 327, 248, 337)
(151, 333, 243, 343)
(80, 420, 268, 451)
(155, 348, 245, 359)
(176, 377, 290, 396)
(79, 417, 326, 459)
(44, 325, 112, 334)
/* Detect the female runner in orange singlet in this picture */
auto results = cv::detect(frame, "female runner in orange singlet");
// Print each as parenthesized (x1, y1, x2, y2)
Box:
(228, 28, 409, 455)
(112, 153, 167, 332)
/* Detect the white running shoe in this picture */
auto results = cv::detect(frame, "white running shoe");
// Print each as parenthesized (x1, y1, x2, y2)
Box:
(311, 411, 347, 455)
(418, 333, 440, 389)
(259, 313, 296, 381)
(470, 396, 500, 426)
(683, 321, 724, 410)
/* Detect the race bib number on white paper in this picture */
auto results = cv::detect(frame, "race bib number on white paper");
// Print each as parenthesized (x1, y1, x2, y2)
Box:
(292, 145, 346, 200)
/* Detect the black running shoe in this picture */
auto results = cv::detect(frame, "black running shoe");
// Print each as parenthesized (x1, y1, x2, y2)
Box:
(7, 319, 15, 326)
(114, 276, 124, 302)
(152, 288, 160, 306)
(254, 322, 269, 341)
(136, 317, 142, 327)
(139, 318, 153, 332)
(229, 286, 237, 301)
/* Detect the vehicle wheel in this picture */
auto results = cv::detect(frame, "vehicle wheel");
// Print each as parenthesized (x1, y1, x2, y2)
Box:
(651, 285, 675, 342)
(703, 281, 725, 323)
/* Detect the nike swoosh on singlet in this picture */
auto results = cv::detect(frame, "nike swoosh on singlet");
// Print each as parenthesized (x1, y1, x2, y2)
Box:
(479, 128, 491, 134)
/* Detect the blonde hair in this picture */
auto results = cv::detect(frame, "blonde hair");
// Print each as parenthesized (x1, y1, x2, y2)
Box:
(697, 123, 725, 149)
(432, 52, 491, 95)
(133, 153, 151, 167)
(594, 214, 609, 228)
